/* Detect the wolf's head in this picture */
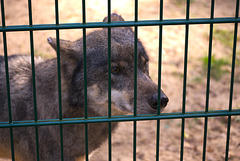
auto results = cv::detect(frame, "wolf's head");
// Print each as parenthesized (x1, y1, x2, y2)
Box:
(48, 13, 168, 116)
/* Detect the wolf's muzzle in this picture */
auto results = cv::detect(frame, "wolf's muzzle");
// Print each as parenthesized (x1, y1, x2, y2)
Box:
(148, 92, 169, 110)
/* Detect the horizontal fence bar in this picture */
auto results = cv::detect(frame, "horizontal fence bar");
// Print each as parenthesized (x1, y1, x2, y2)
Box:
(0, 17, 239, 32)
(0, 110, 240, 128)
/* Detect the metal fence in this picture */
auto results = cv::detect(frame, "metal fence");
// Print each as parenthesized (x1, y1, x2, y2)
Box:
(0, 0, 240, 161)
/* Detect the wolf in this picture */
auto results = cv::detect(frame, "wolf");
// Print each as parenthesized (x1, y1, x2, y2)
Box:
(0, 14, 168, 161)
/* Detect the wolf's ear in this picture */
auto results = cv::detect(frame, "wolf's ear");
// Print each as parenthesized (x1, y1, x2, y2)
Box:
(103, 13, 134, 33)
(48, 37, 81, 79)
(103, 13, 125, 22)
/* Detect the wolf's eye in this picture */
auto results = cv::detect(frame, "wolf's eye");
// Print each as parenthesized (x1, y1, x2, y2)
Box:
(111, 67, 120, 74)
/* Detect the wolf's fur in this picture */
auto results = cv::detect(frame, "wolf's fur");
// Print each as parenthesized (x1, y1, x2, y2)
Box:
(0, 14, 168, 161)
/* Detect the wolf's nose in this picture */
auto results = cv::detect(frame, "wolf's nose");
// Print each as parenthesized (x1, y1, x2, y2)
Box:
(149, 93, 169, 109)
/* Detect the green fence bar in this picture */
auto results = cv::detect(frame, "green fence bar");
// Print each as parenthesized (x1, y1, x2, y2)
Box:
(134, 0, 138, 117)
(1, 0, 15, 160)
(54, 0, 64, 160)
(55, 0, 62, 120)
(0, 18, 239, 32)
(225, 0, 239, 160)
(156, 0, 164, 160)
(82, 0, 87, 120)
(202, 0, 215, 160)
(27, 0, 40, 160)
(157, 0, 164, 116)
(180, 0, 190, 160)
(28, 0, 37, 126)
(107, 0, 112, 119)
(133, 0, 138, 160)
(202, 116, 208, 161)
(107, 1, 112, 161)
(81, 0, 89, 160)
(1, 110, 240, 129)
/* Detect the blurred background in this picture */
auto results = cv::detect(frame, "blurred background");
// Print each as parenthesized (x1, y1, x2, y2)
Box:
(0, 0, 239, 160)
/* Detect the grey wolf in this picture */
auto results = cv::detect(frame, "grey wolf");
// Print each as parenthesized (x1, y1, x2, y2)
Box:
(0, 13, 168, 161)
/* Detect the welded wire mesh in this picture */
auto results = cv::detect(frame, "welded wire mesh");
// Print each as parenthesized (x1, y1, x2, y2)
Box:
(0, 0, 240, 161)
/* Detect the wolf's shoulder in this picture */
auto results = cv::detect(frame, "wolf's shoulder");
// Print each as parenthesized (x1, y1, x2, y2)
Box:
(0, 54, 44, 67)
(2, 55, 43, 73)
(0, 55, 44, 86)
(8, 54, 43, 68)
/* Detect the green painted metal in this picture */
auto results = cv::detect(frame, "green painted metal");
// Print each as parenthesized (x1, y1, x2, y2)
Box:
(107, 1, 112, 161)
(81, 1, 89, 161)
(1, 110, 240, 128)
(180, 0, 190, 160)
(54, 0, 65, 161)
(0, 0, 239, 161)
(133, 1, 138, 161)
(203, 0, 215, 160)
(27, 0, 40, 160)
(107, 0, 112, 119)
(1, 0, 15, 160)
(0, 18, 239, 32)
(156, 0, 163, 160)
(225, 0, 239, 160)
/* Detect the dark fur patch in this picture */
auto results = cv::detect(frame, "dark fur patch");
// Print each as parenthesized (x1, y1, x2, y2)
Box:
(0, 56, 6, 122)
(0, 55, 4, 63)
(69, 60, 84, 107)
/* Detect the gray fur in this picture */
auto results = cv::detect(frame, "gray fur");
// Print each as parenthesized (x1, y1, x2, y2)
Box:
(0, 14, 168, 161)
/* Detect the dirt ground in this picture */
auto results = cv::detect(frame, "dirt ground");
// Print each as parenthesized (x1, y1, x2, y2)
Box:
(0, 0, 240, 161)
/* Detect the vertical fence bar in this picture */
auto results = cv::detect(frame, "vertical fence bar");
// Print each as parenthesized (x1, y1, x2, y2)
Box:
(107, 0, 112, 119)
(133, 0, 138, 161)
(157, 0, 164, 116)
(54, 0, 64, 160)
(107, 0, 112, 161)
(225, 0, 239, 160)
(27, 0, 40, 160)
(82, 0, 87, 119)
(134, 0, 138, 117)
(1, 0, 15, 160)
(82, 0, 89, 160)
(156, 120, 160, 161)
(202, 117, 208, 161)
(202, 0, 215, 160)
(180, 0, 190, 160)
(156, 0, 163, 160)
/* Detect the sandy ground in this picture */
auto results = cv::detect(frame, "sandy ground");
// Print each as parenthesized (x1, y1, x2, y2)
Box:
(0, 0, 240, 161)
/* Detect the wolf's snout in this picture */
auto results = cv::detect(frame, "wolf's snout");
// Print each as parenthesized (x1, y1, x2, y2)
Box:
(148, 93, 169, 110)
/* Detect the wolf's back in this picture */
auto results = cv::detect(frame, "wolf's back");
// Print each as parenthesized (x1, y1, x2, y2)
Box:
(0, 55, 7, 121)
(0, 55, 44, 122)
